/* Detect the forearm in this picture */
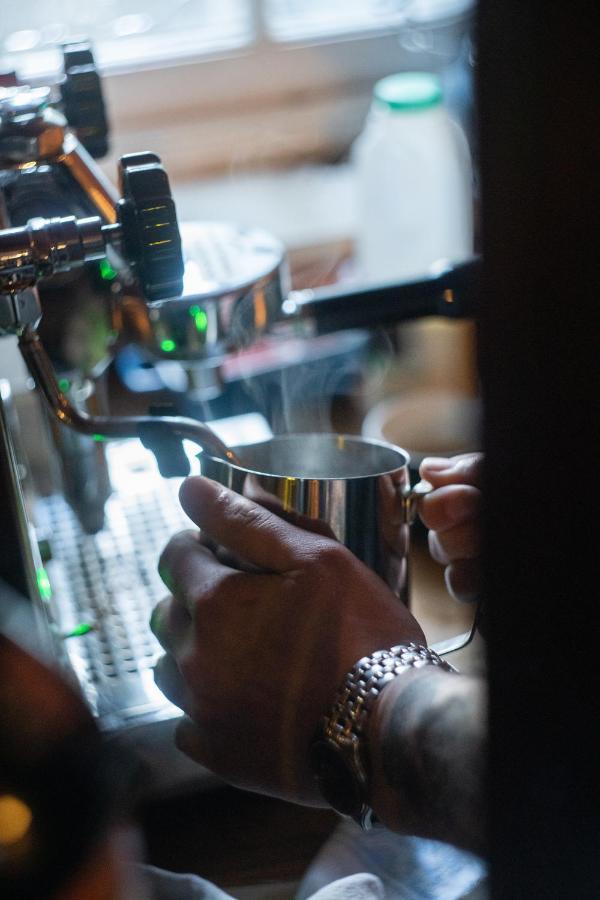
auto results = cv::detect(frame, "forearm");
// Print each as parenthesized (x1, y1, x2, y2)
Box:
(367, 667, 487, 856)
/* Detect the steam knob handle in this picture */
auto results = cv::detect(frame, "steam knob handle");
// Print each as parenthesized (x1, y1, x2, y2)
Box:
(117, 153, 184, 303)
(60, 41, 109, 158)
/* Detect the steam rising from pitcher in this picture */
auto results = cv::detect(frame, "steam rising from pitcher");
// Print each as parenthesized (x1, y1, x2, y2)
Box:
(232, 322, 395, 437)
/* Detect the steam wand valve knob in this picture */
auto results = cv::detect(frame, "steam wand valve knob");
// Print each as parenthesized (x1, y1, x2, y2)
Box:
(116, 153, 184, 303)
(60, 41, 109, 159)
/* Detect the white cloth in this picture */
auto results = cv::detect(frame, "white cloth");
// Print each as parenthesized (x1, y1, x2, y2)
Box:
(309, 873, 385, 899)
(139, 865, 383, 899)
(139, 864, 233, 898)
(139, 821, 488, 899)
(296, 820, 488, 900)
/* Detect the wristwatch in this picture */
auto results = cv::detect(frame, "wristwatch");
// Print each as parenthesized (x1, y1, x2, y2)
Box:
(309, 642, 455, 830)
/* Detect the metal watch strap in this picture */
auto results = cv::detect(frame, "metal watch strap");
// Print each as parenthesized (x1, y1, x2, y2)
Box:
(317, 642, 456, 829)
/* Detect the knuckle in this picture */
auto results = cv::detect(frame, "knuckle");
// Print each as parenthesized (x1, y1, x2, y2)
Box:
(222, 492, 274, 532)
(208, 569, 243, 601)
(309, 536, 353, 570)
(465, 451, 484, 477)
(192, 570, 244, 611)
(159, 529, 198, 570)
(451, 453, 484, 488)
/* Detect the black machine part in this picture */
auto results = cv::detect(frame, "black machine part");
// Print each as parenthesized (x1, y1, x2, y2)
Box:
(0, 155, 183, 312)
(59, 41, 110, 159)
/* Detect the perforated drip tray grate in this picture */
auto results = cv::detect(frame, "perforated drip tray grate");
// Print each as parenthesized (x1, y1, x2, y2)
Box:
(34, 440, 193, 730)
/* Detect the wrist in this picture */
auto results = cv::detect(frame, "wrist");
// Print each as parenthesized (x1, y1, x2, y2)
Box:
(367, 666, 488, 853)
(309, 643, 454, 830)
(366, 666, 446, 833)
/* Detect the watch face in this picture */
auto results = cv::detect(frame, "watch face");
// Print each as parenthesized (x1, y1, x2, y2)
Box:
(309, 740, 364, 818)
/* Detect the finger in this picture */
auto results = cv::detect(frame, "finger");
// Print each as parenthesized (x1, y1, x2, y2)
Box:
(419, 484, 481, 531)
(179, 477, 323, 573)
(150, 594, 192, 655)
(197, 532, 258, 570)
(419, 453, 483, 489)
(197, 532, 219, 554)
(428, 522, 481, 565)
(154, 653, 192, 713)
(158, 530, 240, 611)
(444, 559, 481, 604)
(213, 546, 264, 573)
(157, 528, 203, 592)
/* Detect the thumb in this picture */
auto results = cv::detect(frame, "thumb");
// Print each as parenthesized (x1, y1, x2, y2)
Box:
(179, 476, 321, 573)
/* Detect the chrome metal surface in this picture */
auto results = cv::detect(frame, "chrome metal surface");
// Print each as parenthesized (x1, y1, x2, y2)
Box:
(0, 216, 107, 295)
(18, 329, 239, 463)
(0, 288, 41, 333)
(201, 433, 413, 602)
(0, 380, 53, 641)
(61, 134, 119, 222)
(147, 220, 288, 359)
(217, 432, 409, 478)
(0, 87, 66, 162)
(33, 439, 190, 729)
(202, 433, 477, 654)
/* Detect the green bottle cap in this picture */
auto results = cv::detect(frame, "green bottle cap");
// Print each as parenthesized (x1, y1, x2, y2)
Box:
(373, 72, 443, 112)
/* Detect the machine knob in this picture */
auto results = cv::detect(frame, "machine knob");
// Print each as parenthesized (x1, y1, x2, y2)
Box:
(117, 153, 184, 302)
(60, 42, 109, 158)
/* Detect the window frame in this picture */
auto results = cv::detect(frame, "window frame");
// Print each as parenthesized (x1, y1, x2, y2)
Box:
(97, 29, 437, 179)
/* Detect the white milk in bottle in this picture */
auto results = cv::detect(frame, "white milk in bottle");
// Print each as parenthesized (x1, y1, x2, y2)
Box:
(352, 71, 473, 283)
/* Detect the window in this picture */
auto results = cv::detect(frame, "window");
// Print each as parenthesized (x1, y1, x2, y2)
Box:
(1, 1, 475, 178)
(1, 1, 253, 78)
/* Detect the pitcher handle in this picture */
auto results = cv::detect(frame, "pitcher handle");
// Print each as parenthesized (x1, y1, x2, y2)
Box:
(403, 478, 433, 524)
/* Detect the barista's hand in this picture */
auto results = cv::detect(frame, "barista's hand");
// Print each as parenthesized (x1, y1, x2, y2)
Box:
(151, 476, 425, 805)
(418, 452, 483, 603)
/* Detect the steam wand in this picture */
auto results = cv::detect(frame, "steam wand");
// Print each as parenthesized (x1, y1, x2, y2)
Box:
(18, 328, 241, 471)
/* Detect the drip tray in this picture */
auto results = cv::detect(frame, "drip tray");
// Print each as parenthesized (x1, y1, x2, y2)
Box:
(35, 439, 192, 731)
(34, 412, 271, 738)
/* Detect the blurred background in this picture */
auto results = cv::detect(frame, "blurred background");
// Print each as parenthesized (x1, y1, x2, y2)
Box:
(1, 0, 480, 455)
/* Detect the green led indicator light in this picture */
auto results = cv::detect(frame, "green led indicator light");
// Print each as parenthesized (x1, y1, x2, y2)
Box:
(189, 305, 208, 333)
(99, 258, 117, 281)
(92, 433, 107, 442)
(160, 339, 177, 353)
(58, 378, 71, 393)
(36, 567, 52, 601)
(63, 623, 94, 638)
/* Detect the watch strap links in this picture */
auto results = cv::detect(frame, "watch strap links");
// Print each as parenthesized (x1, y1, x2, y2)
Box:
(314, 642, 456, 829)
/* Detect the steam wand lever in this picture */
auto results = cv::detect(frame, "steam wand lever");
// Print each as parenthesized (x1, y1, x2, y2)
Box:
(18, 329, 238, 467)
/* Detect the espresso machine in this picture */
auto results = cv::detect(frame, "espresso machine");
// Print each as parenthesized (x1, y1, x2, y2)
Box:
(0, 55, 480, 786)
